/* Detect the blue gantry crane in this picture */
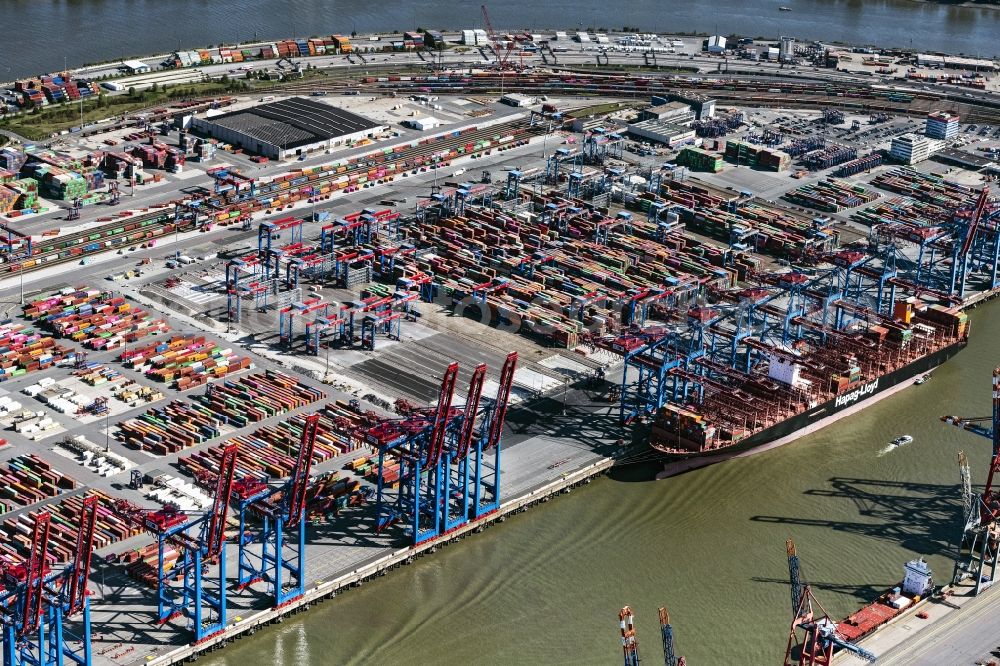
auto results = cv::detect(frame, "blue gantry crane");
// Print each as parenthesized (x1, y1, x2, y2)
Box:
(949, 184, 997, 299)
(471, 351, 518, 518)
(110, 443, 239, 642)
(233, 413, 320, 608)
(369, 361, 460, 544)
(1, 496, 98, 666)
(368, 352, 518, 545)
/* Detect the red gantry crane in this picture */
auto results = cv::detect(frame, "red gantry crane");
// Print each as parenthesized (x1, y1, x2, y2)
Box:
(234, 414, 321, 607)
(109, 443, 239, 642)
(370, 352, 518, 545)
(0, 499, 98, 666)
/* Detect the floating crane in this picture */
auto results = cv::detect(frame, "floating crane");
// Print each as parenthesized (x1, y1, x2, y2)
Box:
(942, 366, 1000, 593)
(234, 413, 320, 607)
(784, 539, 876, 665)
(619, 606, 640, 666)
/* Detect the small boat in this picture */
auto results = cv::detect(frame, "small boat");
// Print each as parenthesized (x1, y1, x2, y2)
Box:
(779, 6, 792, 10)
(890, 435, 914, 448)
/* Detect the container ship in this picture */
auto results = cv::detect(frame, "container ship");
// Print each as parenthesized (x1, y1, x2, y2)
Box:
(648, 299, 968, 459)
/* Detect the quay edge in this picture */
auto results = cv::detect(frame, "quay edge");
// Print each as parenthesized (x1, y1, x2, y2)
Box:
(147, 457, 614, 665)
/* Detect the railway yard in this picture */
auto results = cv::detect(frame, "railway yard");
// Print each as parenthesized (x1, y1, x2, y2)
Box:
(2, 38, 1000, 665)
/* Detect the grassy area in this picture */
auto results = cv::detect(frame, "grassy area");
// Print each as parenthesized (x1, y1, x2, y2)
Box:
(571, 101, 642, 117)
(0, 66, 339, 141)
(0, 78, 252, 141)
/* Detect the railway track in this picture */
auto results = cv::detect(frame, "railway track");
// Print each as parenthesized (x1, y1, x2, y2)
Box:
(277, 70, 1000, 124)
(0, 117, 544, 278)
(7, 66, 993, 280)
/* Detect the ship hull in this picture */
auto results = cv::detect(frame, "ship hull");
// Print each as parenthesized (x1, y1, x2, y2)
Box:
(647, 338, 966, 475)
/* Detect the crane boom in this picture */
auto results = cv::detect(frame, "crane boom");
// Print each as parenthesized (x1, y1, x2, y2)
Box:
(659, 606, 678, 666)
(205, 442, 239, 557)
(287, 414, 320, 527)
(485, 352, 518, 450)
(67, 495, 99, 616)
(21, 511, 51, 637)
(787, 538, 806, 621)
(958, 185, 990, 259)
(427, 362, 459, 467)
(458, 363, 488, 459)
(620, 606, 640, 666)
(959, 451, 975, 528)
(480, 5, 500, 64)
(943, 367, 1000, 524)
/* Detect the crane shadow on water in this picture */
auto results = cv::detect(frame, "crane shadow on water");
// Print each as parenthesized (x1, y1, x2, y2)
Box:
(750, 476, 964, 559)
(749, 576, 888, 605)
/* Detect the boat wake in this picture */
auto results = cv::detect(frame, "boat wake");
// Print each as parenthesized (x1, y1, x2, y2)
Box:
(878, 435, 913, 457)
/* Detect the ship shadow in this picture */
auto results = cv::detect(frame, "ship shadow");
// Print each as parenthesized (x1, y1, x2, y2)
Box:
(750, 476, 964, 559)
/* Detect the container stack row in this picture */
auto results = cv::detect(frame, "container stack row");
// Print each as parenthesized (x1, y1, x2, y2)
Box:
(210, 127, 532, 223)
(177, 400, 368, 482)
(25, 288, 169, 351)
(782, 178, 879, 213)
(0, 321, 73, 381)
(117, 371, 325, 455)
(850, 190, 959, 247)
(116, 400, 225, 454)
(0, 492, 141, 563)
(121, 334, 250, 390)
(399, 202, 735, 347)
(188, 371, 325, 429)
(869, 168, 974, 210)
(0, 454, 77, 514)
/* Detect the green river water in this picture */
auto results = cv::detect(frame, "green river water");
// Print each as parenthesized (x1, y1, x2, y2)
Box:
(200, 302, 1000, 665)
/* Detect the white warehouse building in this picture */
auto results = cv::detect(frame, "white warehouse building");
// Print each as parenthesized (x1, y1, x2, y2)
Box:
(707, 36, 727, 54)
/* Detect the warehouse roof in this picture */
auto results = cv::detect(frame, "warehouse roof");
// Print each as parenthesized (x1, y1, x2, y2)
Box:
(934, 148, 995, 170)
(204, 97, 381, 149)
(627, 118, 696, 137)
(121, 59, 151, 72)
